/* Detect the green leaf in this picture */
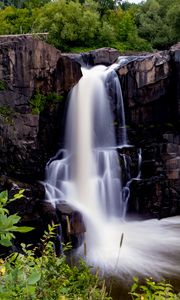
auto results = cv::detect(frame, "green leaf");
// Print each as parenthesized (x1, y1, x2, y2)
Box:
(16, 226, 34, 233)
(27, 270, 41, 285)
(0, 238, 12, 247)
(131, 283, 138, 292)
(0, 190, 8, 200)
(133, 277, 139, 283)
(11, 189, 25, 200)
(8, 214, 21, 223)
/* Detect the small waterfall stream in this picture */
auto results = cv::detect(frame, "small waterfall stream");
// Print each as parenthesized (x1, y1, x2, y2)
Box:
(44, 64, 180, 279)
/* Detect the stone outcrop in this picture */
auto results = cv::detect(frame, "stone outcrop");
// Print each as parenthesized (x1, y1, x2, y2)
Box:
(0, 35, 81, 179)
(115, 45, 180, 218)
(117, 51, 172, 125)
(66, 47, 120, 66)
(127, 132, 180, 218)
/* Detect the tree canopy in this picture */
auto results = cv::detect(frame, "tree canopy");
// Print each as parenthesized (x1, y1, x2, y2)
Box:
(0, 0, 179, 52)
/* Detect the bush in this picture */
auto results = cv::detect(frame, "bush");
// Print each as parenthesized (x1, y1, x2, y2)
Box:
(0, 191, 111, 299)
(29, 91, 62, 114)
(0, 226, 111, 300)
(129, 277, 180, 300)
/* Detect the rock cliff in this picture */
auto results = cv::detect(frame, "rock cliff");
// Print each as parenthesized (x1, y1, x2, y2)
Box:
(0, 35, 81, 179)
(0, 36, 179, 250)
(116, 45, 180, 218)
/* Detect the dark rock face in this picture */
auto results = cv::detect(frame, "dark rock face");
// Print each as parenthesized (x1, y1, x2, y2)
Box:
(127, 133, 180, 218)
(82, 47, 120, 65)
(66, 47, 120, 66)
(115, 45, 180, 218)
(0, 35, 82, 180)
(118, 51, 172, 125)
(0, 35, 83, 250)
(170, 43, 180, 123)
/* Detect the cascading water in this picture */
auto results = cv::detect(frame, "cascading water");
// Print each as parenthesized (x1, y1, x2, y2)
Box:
(44, 64, 180, 278)
(45, 65, 125, 217)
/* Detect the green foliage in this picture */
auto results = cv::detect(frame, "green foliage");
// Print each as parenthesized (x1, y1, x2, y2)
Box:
(130, 277, 180, 300)
(136, 0, 180, 49)
(35, 0, 101, 50)
(0, 105, 14, 124)
(46, 92, 63, 104)
(104, 7, 151, 51)
(0, 5, 40, 34)
(0, 225, 111, 300)
(0, 0, 51, 9)
(0, 80, 6, 91)
(167, 2, 180, 41)
(29, 91, 46, 114)
(0, 105, 11, 117)
(33, 0, 151, 51)
(0, 0, 179, 53)
(95, 0, 121, 17)
(0, 190, 33, 247)
(29, 91, 62, 114)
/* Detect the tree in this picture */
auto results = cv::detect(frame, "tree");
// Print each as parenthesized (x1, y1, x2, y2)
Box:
(95, 0, 121, 16)
(0, 5, 40, 34)
(136, 0, 180, 49)
(0, 0, 50, 8)
(167, 2, 180, 41)
(34, 0, 116, 51)
(104, 7, 151, 51)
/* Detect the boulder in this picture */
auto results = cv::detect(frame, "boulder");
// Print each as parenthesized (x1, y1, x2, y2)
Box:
(66, 47, 120, 66)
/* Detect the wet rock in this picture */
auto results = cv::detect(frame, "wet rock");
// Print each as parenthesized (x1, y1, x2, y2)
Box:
(128, 132, 180, 218)
(66, 47, 120, 66)
(117, 51, 172, 125)
(56, 203, 86, 248)
(113, 45, 180, 218)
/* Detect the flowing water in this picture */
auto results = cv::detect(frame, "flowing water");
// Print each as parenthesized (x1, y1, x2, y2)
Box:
(44, 65, 180, 285)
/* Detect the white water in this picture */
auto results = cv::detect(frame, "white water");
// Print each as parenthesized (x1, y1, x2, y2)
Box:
(45, 65, 180, 279)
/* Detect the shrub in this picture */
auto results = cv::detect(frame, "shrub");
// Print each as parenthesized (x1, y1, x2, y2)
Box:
(0, 80, 6, 91)
(29, 91, 62, 114)
(129, 277, 180, 300)
(0, 225, 111, 300)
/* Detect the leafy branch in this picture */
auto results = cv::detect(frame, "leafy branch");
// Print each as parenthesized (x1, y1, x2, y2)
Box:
(0, 190, 34, 247)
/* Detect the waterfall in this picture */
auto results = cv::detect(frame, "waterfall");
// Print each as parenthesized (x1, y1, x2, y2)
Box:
(45, 65, 126, 217)
(44, 64, 180, 278)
